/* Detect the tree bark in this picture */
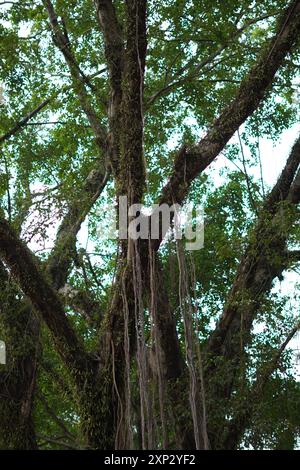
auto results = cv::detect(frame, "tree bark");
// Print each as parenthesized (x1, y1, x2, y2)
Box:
(204, 136, 300, 447)
(0, 263, 38, 449)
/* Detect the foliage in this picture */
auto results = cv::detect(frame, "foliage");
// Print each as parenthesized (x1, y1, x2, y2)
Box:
(0, 0, 300, 450)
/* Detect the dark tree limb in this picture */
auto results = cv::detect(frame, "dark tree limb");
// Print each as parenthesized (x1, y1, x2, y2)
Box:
(0, 262, 39, 450)
(40, 360, 73, 398)
(37, 389, 75, 440)
(288, 169, 300, 202)
(202, 134, 300, 447)
(93, 0, 123, 96)
(117, 0, 147, 201)
(0, 69, 106, 146)
(0, 217, 91, 384)
(206, 134, 300, 361)
(36, 433, 82, 450)
(46, 168, 109, 290)
(43, 0, 107, 153)
(94, 0, 124, 174)
(152, 0, 300, 251)
(0, 98, 52, 145)
(222, 319, 300, 449)
(287, 250, 300, 263)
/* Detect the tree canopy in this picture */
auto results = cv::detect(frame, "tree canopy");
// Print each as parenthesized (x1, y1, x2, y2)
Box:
(0, 0, 300, 450)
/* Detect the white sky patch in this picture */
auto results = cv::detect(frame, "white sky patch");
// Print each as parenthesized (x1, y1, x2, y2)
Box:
(208, 123, 300, 188)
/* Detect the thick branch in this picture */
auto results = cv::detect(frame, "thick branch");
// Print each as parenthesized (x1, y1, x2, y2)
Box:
(223, 319, 300, 449)
(37, 390, 74, 440)
(41, 360, 73, 398)
(203, 136, 300, 447)
(117, 0, 147, 202)
(0, 69, 106, 146)
(206, 133, 300, 361)
(37, 433, 82, 450)
(265, 138, 300, 210)
(0, 98, 51, 145)
(153, 0, 300, 250)
(94, 0, 123, 95)
(287, 249, 300, 263)
(288, 169, 300, 203)
(0, 217, 90, 382)
(94, 0, 124, 174)
(0, 262, 39, 449)
(43, 0, 107, 152)
(46, 168, 109, 289)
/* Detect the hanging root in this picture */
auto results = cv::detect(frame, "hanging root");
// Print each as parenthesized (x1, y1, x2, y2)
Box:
(190, 256, 209, 450)
(148, 240, 169, 449)
(132, 239, 153, 449)
(117, 269, 133, 449)
(175, 239, 209, 450)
